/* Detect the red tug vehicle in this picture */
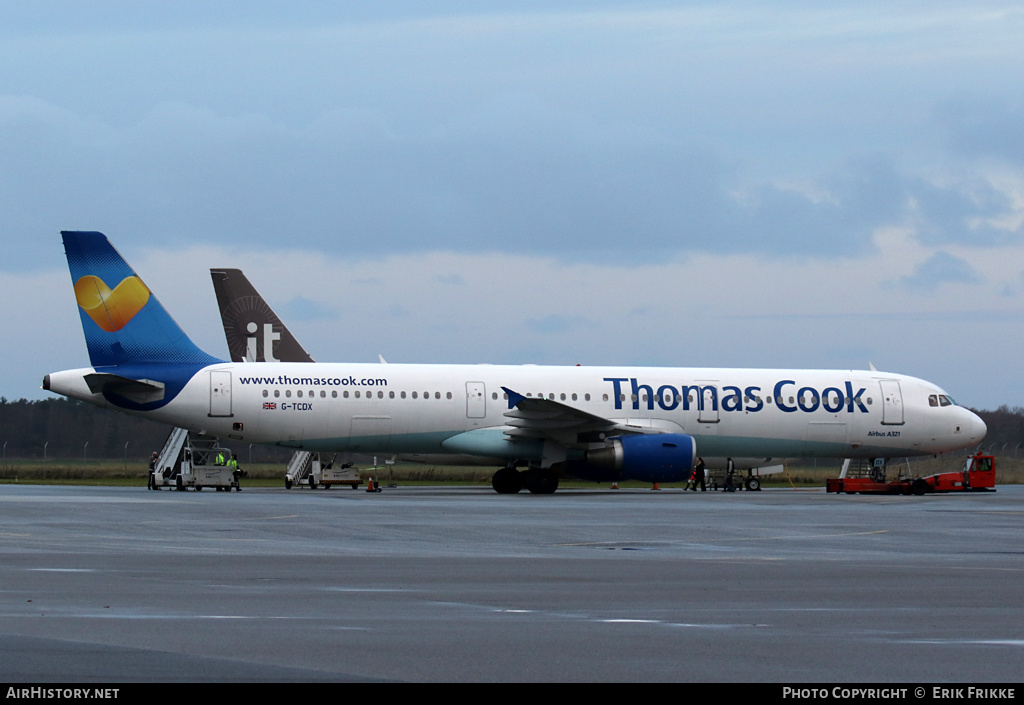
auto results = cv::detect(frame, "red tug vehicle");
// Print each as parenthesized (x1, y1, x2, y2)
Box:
(826, 453, 996, 496)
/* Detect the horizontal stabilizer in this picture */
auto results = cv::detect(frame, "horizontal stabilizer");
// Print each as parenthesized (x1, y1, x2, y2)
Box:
(84, 373, 166, 404)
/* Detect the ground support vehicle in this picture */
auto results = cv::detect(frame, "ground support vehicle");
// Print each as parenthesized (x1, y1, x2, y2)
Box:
(707, 464, 784, 491)
(285, 452, 361, 489)
(826, 454, 995, 495)
(150, 428, 239, 491)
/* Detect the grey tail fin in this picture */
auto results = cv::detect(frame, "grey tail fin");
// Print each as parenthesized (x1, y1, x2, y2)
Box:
(210, 268, 316, 363)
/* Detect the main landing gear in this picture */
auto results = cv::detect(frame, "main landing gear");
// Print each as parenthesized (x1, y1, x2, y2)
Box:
(491, 466, 559, 494)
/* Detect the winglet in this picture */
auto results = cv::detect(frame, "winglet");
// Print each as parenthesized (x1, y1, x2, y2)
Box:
(501, 386, 527, 410)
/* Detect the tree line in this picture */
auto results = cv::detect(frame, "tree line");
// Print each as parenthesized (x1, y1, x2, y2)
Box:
(0, 397, 291, 463)
(2, 396, 1022, 461)
(978, 405, 1024, 456)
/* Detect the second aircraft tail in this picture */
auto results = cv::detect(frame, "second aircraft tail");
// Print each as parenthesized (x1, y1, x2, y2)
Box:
(210, 268, 315, 363)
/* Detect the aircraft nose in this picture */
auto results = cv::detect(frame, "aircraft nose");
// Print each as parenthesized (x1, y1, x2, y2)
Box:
(967, 410, 987, 443)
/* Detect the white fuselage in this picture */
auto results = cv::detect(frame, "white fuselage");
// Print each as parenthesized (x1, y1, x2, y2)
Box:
(47, 362, 987, 464)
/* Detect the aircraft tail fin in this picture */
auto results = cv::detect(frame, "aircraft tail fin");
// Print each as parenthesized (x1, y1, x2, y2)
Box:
(62, 231, 221, 368)
(210, 268, 315, 363)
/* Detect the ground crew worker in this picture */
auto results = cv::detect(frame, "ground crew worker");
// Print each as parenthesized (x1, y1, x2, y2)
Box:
(691, 457, 706, 492)
(228, 454, 242, 488)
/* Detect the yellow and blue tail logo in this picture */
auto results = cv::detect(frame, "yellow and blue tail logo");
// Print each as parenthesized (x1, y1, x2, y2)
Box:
(73, 274, 150, 332)
(62, 231, 221, 370)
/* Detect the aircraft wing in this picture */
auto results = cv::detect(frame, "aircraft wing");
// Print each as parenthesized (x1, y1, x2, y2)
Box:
(501, 386, 656, 448)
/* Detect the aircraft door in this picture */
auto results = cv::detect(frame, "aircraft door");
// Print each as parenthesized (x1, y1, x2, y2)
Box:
(209, 370, 233, 417)
(466, 381, 486, 418)
(879, 379, 904, 425)
(698, 384, 720, 423)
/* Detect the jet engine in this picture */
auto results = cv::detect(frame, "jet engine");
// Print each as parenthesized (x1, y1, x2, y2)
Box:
(584, 434, 696, 483)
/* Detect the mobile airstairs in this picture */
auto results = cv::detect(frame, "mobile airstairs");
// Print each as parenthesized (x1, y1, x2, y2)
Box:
(149, 427, 239, 491)
(285, 451, 361, 489)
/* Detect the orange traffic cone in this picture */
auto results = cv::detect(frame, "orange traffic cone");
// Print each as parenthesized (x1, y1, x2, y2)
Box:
(366, 477, 375, 492)
(611, 481, 619, 490)
(652, 482, 660, 490)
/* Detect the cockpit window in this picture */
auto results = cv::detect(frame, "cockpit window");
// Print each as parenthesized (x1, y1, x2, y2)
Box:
(929, 395, 938, 407)
(939, 395, 954, 407)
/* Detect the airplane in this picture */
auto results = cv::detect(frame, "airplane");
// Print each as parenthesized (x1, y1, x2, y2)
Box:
(45, 231, 988, 494)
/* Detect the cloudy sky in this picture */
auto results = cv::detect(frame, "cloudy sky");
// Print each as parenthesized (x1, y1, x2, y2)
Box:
(2, 1, 1022, 410)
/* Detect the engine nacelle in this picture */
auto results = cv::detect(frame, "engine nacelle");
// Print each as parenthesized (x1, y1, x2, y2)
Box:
(585, 434, 696, 483)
